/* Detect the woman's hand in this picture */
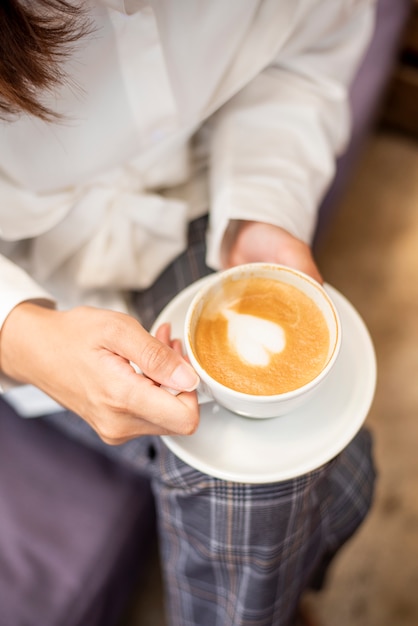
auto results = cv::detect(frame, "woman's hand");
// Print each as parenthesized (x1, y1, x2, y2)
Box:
(222, 220, 323, 283)
(0, 303, 200, 444)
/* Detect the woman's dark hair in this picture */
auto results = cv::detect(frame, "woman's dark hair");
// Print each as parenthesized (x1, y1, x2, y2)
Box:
(0, 0, 91, 121)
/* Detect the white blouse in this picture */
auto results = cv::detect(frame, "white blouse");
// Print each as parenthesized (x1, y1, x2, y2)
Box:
(0, 0, 375, 322)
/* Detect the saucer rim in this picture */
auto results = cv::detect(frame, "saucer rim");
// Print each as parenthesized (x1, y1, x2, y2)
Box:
(151, 275, 377, 483)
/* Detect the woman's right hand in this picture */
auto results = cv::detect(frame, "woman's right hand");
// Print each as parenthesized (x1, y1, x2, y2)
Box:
(0, 303, 200, 444)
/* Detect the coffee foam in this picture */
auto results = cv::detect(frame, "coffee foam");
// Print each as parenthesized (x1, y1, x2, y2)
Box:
(224, 310, 285, 366)
(192, 276, 330, 396)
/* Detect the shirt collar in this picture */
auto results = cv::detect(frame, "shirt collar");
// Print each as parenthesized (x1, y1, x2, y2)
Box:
(102, 0, 146, 14)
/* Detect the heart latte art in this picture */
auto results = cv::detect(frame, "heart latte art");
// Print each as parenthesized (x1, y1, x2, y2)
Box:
(192, 276, 330, 395)
(223, 310, 285, 366)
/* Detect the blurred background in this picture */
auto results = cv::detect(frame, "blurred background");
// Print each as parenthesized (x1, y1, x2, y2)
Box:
(119, 2, 418, 625)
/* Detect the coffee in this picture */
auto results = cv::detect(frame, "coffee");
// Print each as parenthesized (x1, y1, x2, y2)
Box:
(190, 276, 330, 396)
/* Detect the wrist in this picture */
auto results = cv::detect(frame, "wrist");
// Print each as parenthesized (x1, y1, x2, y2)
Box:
(0, 301, 57, 383)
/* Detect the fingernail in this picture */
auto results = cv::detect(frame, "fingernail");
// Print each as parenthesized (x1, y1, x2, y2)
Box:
(170, 363, 200, 391)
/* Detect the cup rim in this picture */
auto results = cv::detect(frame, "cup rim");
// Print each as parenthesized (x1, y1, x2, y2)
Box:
(184, 262, 341, 401)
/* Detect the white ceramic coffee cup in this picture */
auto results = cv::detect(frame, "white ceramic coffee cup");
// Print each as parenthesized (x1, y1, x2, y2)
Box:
(184, 263, 341, 419)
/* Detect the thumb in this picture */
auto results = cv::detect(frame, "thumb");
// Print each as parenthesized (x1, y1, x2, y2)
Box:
(132, 329, 199, 392)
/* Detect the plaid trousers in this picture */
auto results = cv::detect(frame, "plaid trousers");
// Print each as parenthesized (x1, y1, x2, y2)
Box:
(44, 216, 376, 626)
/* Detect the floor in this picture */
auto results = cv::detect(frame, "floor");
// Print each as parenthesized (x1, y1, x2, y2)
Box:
(120, 128, 418, 625)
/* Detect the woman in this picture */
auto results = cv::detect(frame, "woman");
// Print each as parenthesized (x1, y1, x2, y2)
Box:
(0, 1, 376, 624)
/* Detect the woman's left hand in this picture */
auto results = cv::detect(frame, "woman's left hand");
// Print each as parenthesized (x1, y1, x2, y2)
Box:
(222, 220, 323, 284)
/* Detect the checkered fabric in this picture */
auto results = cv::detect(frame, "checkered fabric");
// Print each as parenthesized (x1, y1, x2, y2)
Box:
(43, 216, 376, 626)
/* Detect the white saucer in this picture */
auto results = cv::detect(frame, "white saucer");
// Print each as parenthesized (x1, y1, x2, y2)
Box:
(151, 276, 377, 484)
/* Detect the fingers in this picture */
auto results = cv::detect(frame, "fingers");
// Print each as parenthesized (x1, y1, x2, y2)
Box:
(84, 315, 200, 438)
(93, 374, 200, 443)
(140, 335, 197, 389)
(106, 317, 199, 392)
(155, 322, 183, 355)
(224, 221, 324, 284)
(94, 397, 194, 445)
(97, 419, 172, 445)
(155, 322, 171, 344)
(72, 363, 200, 443)
(285, 244, 323, 284)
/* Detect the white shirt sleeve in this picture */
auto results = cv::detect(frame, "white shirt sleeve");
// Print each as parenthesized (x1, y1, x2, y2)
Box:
(0, 254, 55, 329)
(0, 254, 56, 392)
(206, 0, 376, 269)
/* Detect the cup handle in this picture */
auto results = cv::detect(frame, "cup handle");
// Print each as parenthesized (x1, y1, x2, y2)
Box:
(160, 384, 213, 407)
(197, 390, 214, 405)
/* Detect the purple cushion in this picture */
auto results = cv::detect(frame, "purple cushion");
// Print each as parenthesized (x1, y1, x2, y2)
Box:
(0, 399, 155, 626)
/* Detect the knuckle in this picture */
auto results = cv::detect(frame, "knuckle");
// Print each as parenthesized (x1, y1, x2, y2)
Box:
(101, 313, 126, 341)
(96, 422, 121, 444)
(100, 434, 122, 446)
(141, 339, 172, 374)
(93, 410, 126, 445)
(95, 412, 134, 445)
